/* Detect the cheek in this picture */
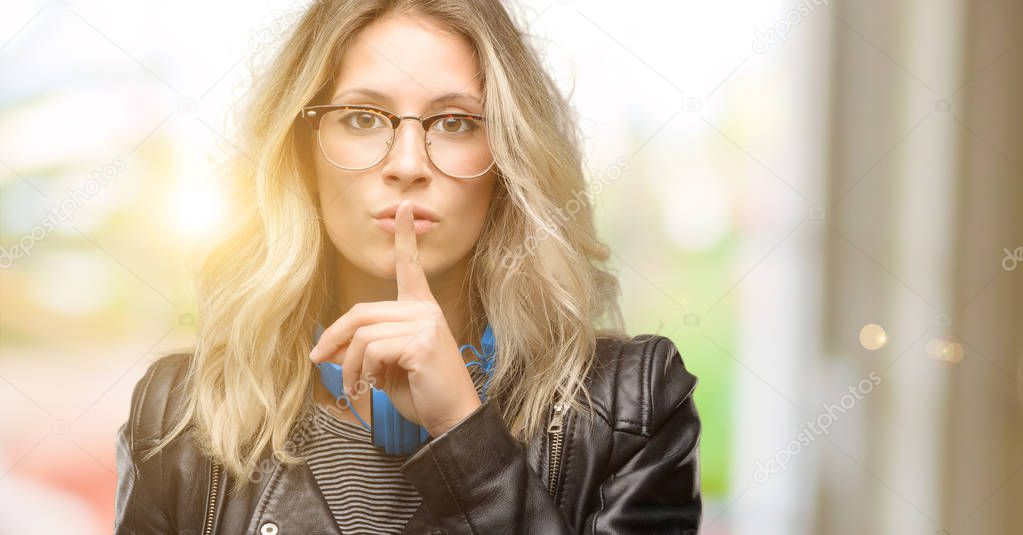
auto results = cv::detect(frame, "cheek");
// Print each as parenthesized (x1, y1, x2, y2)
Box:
(450, 180, 497, 242)
(314, 173, 372, 252)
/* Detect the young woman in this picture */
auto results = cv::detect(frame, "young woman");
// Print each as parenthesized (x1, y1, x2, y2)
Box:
(114, 1, 702, 533)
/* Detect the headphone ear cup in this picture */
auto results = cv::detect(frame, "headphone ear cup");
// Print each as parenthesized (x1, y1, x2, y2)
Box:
(370, 387, 432, 454)
(317, 361, 345, 399)
(370, 387, 387, 451)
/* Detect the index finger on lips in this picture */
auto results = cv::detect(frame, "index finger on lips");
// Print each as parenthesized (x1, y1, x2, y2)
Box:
(394, 200, 433, 303)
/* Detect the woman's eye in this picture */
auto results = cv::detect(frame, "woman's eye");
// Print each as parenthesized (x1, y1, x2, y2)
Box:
(433, 116, 476, 134)
(341, 111, 385, 130)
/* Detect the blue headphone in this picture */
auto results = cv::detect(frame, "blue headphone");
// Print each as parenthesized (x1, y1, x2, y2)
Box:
(313, 321, 497, 455)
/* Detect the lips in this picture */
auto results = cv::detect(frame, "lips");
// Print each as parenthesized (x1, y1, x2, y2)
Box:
(371, 202, 439, 235)
(372, 216, 436, 235)
(371, 202, 440, 222)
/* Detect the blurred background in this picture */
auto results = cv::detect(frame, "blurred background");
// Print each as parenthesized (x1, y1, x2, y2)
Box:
(1, 0, 1021, 533)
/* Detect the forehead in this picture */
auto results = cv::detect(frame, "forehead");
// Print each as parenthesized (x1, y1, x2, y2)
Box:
(333, 15, 483, 109)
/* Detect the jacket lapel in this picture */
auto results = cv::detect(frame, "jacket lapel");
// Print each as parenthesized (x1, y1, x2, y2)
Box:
(244, 458, 344, 534)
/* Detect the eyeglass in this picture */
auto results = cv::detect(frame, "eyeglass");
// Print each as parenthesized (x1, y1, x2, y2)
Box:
(299, 104, 496, 180)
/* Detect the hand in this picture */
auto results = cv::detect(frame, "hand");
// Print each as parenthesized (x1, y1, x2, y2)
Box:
(309, 200, 482, 437)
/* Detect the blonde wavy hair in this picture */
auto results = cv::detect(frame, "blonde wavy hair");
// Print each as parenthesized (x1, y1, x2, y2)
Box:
(145, 0, 629, 493)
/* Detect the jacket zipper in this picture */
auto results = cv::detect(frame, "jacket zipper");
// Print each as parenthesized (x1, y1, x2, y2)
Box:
(202, 461, 221, 535)
(546, 400, 568, 498)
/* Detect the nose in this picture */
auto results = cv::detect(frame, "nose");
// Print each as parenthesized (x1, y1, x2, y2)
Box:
(379, 118, 432, 189)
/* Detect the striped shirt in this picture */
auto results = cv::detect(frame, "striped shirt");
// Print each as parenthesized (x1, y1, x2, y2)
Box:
(294, 365, 490, 534)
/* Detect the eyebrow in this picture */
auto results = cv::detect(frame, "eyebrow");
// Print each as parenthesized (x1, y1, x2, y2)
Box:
(330, 88, 483, 110)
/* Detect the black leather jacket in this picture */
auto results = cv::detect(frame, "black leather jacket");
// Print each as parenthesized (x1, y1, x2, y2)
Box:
(114, 334, 702, 534)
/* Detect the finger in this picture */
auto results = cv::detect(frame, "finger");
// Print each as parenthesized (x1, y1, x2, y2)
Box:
(394, 200, 433, 303)
(338, 321, 416, 396)
(310, 301, 427, 362)
(360, 335, 413, 393)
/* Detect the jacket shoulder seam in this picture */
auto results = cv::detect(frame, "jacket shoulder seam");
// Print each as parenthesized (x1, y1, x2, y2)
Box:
(133, 352, 193, 444)
(123, 353, 188, 529)
(129, 359, 162, 454)
(612, 334, 696, 437)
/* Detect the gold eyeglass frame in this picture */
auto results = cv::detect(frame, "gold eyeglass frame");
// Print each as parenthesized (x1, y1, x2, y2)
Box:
(299, 104, 497, 180)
